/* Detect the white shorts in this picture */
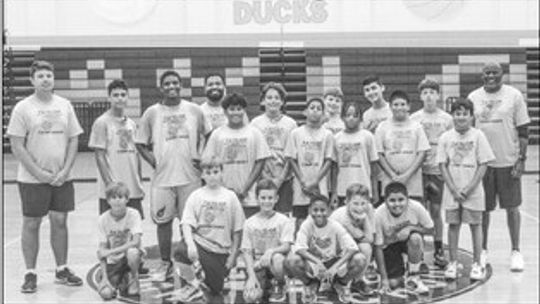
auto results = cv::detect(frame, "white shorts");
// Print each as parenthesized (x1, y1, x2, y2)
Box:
(150, 181, 201, 224)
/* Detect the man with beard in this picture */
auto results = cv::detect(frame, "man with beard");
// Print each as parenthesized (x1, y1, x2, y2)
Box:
(467, 62, 530, 272)
(200, 73, 249, 133)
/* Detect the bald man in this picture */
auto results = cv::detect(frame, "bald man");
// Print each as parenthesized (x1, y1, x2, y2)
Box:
(468, 62, 530, 272)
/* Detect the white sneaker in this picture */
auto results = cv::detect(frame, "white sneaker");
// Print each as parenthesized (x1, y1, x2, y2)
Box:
(469, 262, 485, 281)
(444, 261, 458, 280)
(510, 250, 524, 272)
(480, 250, 488, 268)
(405, 276, 429, 294)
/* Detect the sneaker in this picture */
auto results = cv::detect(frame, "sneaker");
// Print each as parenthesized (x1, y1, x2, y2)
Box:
(334, 281, 352, 303)
(480, 250, 488, 268)
(167, 284, 205, 303)
(434, 250, 449, 269)
(21, 273, 37, 293)
(152, 260, 173, 282)
(409, 262, 430, 275)
(469, 262, 486, 281)
(444, 261, 458, 280)
(301, 281, 318, 304)
(364, 263, 379, 282)
(351, 279, 375, 297)
(269, 280, 286, 302)
(510, 250, 524, 272)
(405, 276, 429, 294)
(55, 267, 83, 286)
(138, 262, 149, 275)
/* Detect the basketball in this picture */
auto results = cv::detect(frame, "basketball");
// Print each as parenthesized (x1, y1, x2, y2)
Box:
(98, 284, 116, 301)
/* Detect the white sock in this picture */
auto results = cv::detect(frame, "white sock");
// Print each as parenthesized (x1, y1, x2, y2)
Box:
(26, 269, 36, 275)
(409, 262, 420, 273)
(56, 264, 67, 272)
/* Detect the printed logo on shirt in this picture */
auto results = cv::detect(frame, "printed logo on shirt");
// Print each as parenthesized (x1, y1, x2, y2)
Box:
(263, 126, 285, 150)
(421, 121, 447, 145)
(197, 200, 226, 235)
(388, 130, 414, 155)
(309, 235, 334, 261)
(223, 138, 248, 165)
(338, 142, 362, 167)
(117, 128, 135, 153)
(252, 227, 280, 256)
(478, 99, 503, 123)
(301, 140, 323, 166)
(384, 219, 412, 243)
(38, 110, 64, 134)
(107, 228, 131, 248)
(208, 113, 227, 129)
(450, 140, 474, 166)
(163, 114, 188, 141)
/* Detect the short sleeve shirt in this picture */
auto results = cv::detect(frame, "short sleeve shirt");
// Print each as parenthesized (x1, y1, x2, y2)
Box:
(468, 84, 531, 167)
(334, 130, 379, 196)
(135, 102, 211, 187)
(362, 104, 392, 134)
(374, 119, 431, 197)
(89, 111, 144, 198)
(98, 207, 143, 264)
(241, 212, 294, 260)
(329, 206, 375, 243)
(295, 217, 358, 262)
(374, 199, 433, 248)
(181, 186, 246, 254)
(411, 109, 453, 175)
(437, 128, 495, 211)
(202, 125, 271, 206)
(250, 114, 297, 182)
(7, 94, 83, 183)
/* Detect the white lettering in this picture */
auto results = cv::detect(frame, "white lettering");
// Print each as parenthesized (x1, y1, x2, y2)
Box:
(233, 0, 328, 25)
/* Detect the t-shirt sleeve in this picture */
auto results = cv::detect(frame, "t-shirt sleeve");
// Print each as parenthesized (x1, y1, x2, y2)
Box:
(436, 133, 449, 164)
(67, 102, 84, 137)
(98, 216, 108, 244)
(367, 132, 379, 161)
(180, 191, 198, 228)
(294, 221, 310, 251)
(253, 128, 271, 161)
(6, 103, 27, 137)
(416, 124, 431, 152)
(323, 132, 336, 161)
(88, 117, 107, 149)
(335, 223, 359, 252)
(476, 131, 496, 164)
(130, 209, 143, 236)
(374, 124, 385, 154)
(135, 108, 153, 145)
(280, 217, 295, 244)
(514, 90, 531, 126)
(240, 221, 253, 251)
(231, 192, 246, 232)
(284, 129, 298, 160)
(415, 202, 434, 229)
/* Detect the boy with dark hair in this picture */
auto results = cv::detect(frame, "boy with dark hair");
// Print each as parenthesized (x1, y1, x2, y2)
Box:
(362, 75, 392, 134)
(285, 97, 336, 219)
(286, 195, 363, 304)
(203, 92, 271, 217)
(8, 60, 84, 293)
(374, 182, 433, 293)
(375, 90, 430, 202)
(322, 87, 345, 135)
(97, 182, 144, 300)
(411, 78, 453, 268)
(437, 98, 495, 280)
(241, 179, 294, 303)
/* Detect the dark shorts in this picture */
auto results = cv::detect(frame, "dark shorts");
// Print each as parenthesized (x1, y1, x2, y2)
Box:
(483, 166, 522, 211)
(174, 240, 229, 294)
(99, 198, 144, 219)
(383, 240, 408, 279)
(275, 179, 293, 214)
(105, 257, 131, 289)
(423, 174, 444, 206)
(18, 181, 75, 217)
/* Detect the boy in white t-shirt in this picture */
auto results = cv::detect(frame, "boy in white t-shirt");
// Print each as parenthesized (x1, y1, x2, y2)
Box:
(285, 195, 363, 304)
(331, 101, 379, 207)
(411, 78, 453, 268)
(375, 90, 430, 202)
(173, 158, 245, 300)
(241, 179, 294, 303)
(97, 182, 144, 300)
(285, 97, 336, 219)
(203, 92, 271, 217)
(374, 182, 432, 294)
(437, 98, 495, 281)
(322, 87, 345, 135)
(250, 82, 297, 214)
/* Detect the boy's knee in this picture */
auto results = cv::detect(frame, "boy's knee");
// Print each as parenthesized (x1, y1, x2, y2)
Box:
(285, 253, 303, 271)
(23, 217, 42, 230)
(271, 253, 285, 266)
(358, 243, 372, 255)
(126, 248, 141, 263)
(408, 233, 423, 247)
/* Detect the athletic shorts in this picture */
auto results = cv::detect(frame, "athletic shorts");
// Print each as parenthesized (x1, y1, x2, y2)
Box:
(150, 181, 200, 224)
(483, 166, 522, 211)
(306, 257, 347, 279)
(99, 198, 144, 219)
(446, 207, 482, 225)
(382, 232, 423, 279)
(105, 257, 130, 289)
(174, 240, 229, 294)
(18, 181, 75, 217)
(423, 174, 444, 206)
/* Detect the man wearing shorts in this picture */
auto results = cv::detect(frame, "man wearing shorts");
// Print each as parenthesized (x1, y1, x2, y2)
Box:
(8, 60, 84, 293)
(468, 62, 531, 271)
(136, 70, 211, 281)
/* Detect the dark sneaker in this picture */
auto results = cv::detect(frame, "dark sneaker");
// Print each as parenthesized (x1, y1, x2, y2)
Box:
(138, 262, 149, 275)
(55, 267, 83, 286)
(434, 250, 449, 269)
(351, 279, 376, 297)
(21, 273, 37, 293)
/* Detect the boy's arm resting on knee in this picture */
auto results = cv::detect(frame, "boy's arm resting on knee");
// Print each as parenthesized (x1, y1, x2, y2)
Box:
(296, 248, 323, 265)
(104, 233, 142, 257)
(135, 143, 156, 169)
(242, 249, 258, 279)
(374, 245, 389, 286)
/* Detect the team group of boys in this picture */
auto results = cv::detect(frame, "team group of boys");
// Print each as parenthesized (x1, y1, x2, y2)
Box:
(8, 60, 530, 304)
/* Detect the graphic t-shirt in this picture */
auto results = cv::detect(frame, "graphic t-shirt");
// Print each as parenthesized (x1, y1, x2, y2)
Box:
(374, 199, 433, 248)
(202, 125, 271, 206)
(410, 109, 453, 175)
(181, 186, 246, 254)
(334, 130, 379, 196)
(89, 111, 144, 199)
(199, 102, 249, 132)
(250, 114, 297, 182)
(295, 217, 358, 262)
(284, 125, 336, 206)
(241, 212, 294, 260)
(375, 119, 430, 197)
(437, 128, 495, 211)
(329, 206, 375, 243)
(7, 94, 83, 183)
(468, 84, 531, 167)
(362, 103, 392, 134)
(135, 102, 211, 187)
(98, 207, 143, 264)
(322, 116, 345, 135)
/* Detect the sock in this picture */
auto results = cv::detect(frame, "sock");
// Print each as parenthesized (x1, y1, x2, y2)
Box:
(26, 269, 36, 275)
(435, 241, 443, 252)
(56, 264, 67, 272)
(409, 262, 420, 273)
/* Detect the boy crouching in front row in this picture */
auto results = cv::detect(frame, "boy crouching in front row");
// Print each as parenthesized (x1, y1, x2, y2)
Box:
(97, 182, 144, 300)
(285, 194, 364, 304)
